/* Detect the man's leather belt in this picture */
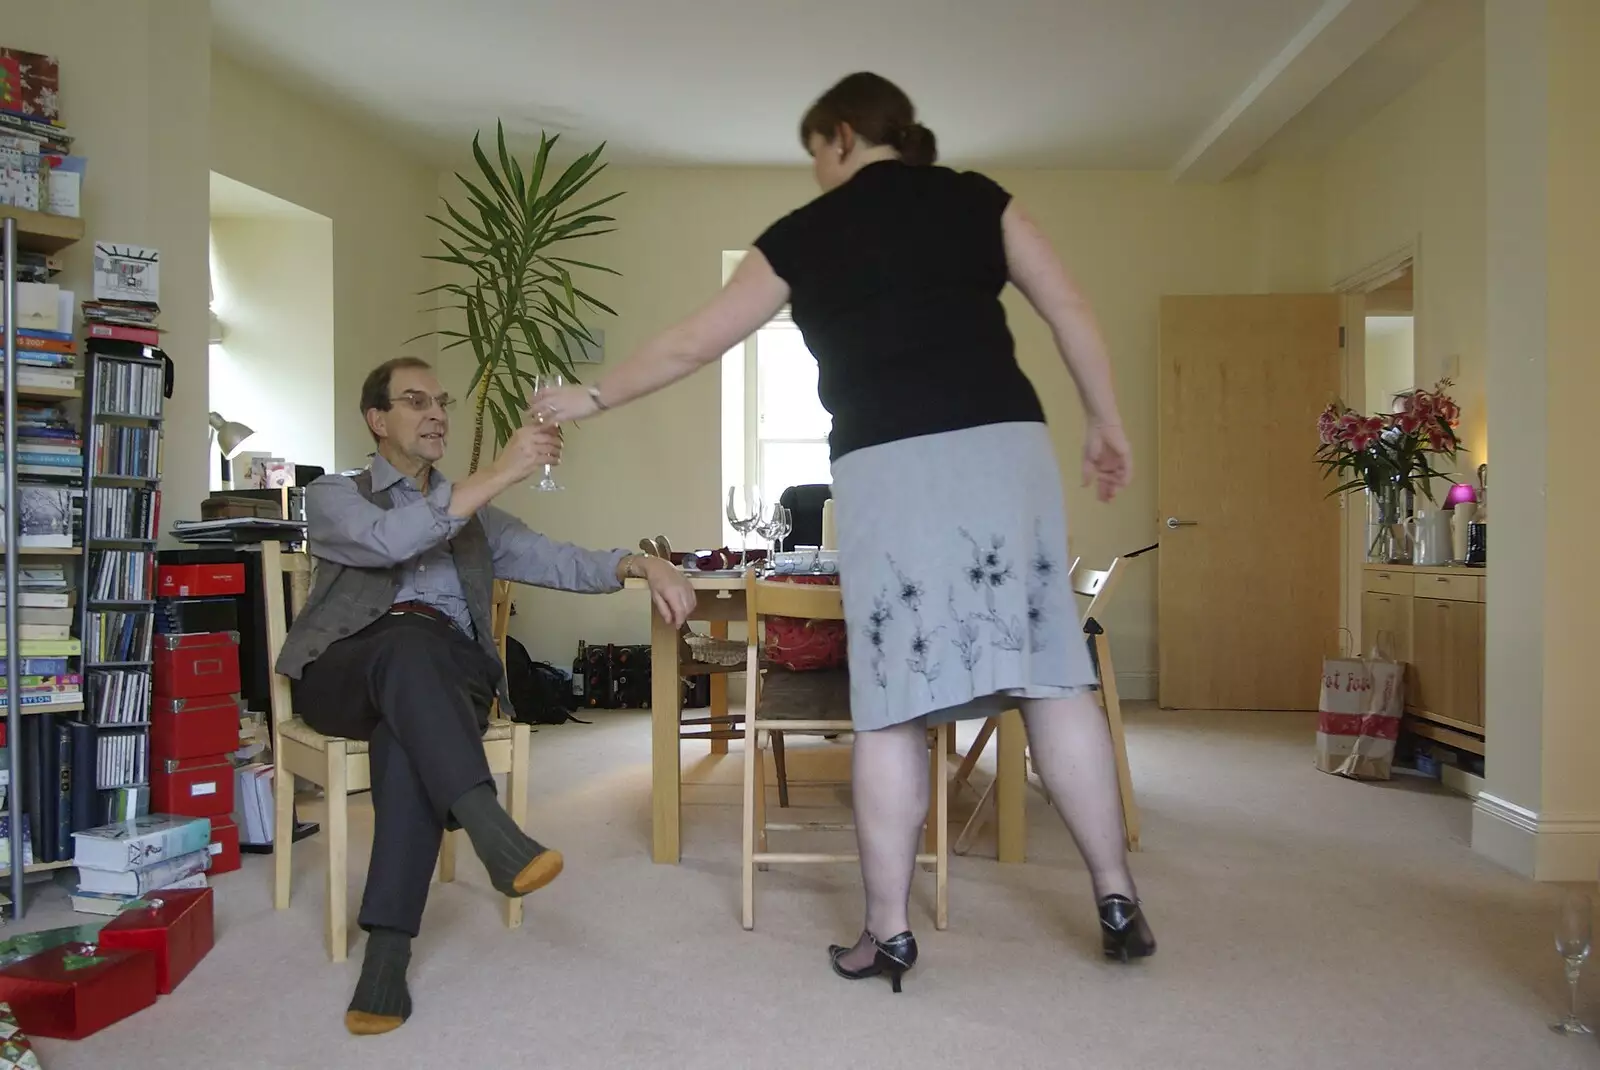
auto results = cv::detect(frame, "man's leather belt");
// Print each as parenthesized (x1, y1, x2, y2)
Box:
(389, 600, 455, 628)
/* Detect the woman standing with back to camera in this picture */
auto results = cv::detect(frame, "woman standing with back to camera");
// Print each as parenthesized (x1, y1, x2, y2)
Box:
(534, 72, 1155, 986)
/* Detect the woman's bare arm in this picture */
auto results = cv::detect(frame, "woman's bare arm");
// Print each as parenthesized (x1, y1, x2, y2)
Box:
(593, 250, 790, 409)
(1001, 201, 1122, 427)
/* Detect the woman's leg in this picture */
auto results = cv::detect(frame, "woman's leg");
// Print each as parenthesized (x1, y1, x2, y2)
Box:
(835, 718, 930, 970)
(1019, 692, 1137, 901)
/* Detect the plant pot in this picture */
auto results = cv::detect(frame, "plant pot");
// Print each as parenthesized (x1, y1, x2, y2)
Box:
(1366, 481, 1412, 564)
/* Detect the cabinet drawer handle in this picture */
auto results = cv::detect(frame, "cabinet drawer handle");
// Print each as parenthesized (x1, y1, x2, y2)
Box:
(1436, 577, 1450, 584)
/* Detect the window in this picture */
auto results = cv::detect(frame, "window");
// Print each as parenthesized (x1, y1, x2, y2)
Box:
(721, 253, 831, 544)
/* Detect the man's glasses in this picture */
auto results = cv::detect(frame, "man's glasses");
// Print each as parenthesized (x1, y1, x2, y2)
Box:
(389, 390, 456, 412)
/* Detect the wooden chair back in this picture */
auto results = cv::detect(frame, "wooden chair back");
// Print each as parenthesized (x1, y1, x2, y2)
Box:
(262, 541, 312, 729)
(743, 572, 845, 716)
(1072, 556, 1125, 625)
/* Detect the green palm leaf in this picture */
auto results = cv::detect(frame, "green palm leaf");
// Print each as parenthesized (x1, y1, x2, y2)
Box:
(418, 125, 623, 472)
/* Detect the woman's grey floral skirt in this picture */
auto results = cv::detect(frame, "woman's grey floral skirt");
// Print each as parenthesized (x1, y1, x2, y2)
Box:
(830, 421, 1097, 731)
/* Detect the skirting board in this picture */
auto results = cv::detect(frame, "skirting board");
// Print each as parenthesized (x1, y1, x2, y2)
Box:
(1472, 792, 1600, 881)
(1116, 671, 1156, 702)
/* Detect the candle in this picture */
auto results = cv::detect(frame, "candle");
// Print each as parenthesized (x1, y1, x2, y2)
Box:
(821, 498, 838, 551)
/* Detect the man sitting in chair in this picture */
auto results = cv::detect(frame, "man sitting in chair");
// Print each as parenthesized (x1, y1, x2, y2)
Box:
(276, 356, 696, 1035)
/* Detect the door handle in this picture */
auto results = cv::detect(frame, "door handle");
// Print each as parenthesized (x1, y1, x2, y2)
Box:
(1165, 517, 1198, 529)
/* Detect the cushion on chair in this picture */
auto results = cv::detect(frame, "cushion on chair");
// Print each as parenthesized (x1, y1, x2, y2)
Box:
(277, 717, 518, 754)
(757, 666, 852, 722)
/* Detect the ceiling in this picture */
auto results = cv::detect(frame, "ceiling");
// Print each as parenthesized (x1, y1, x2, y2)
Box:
(211, 0, 1470, 177)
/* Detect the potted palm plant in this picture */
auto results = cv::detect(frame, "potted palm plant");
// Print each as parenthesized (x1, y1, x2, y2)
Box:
(418, 122, 622, 474)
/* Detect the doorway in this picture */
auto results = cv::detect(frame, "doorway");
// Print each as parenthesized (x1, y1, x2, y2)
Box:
(207, 172, 336, 488)
(1336, 251, 1418, 644)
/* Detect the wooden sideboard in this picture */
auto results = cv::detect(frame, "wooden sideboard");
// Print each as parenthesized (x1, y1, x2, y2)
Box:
(1361, 564, 1486, 758)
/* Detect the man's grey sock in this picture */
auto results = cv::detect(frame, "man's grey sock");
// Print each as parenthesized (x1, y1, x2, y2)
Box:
(346, 927, 412, 1031)
(450, 783, 559, 896)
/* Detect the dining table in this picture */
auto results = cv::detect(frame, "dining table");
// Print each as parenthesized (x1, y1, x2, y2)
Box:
(625, 568, 1031, 865)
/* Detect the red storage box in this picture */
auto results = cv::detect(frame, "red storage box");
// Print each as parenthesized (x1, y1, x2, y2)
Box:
(207, 816, 240, 875)
(0, 943, 158, 1039)
(157, 562, 245, 598)
(99, 887, 214, 994)
(153, 632, 240, 700)
(152, 756, 235, 818)
(151, 694, 242, 760)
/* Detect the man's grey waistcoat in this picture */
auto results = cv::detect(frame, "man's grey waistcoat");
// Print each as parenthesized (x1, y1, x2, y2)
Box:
(274, 469, 513, 715)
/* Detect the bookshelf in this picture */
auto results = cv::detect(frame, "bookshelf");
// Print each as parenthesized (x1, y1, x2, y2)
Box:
(0, 206, 85, 255)
(4, 209, 89, 911)
(81, 347, 163, 835)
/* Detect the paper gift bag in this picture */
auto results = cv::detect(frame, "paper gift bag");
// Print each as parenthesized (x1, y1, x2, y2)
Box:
(98, 887, 214, 994)
(1315, 632, 1405, 780)
(0, 1004, 43, 1070)
(0, 944, 158, 1039)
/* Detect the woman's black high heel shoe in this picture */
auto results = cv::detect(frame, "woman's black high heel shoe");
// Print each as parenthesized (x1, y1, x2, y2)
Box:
(1099, 895, 1157, 962)
(829, 930, 918, 992)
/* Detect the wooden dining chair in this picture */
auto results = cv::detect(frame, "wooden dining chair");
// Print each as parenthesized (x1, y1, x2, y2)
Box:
(950, 555, 1140, 854)
(741, 571, 949, 931)
(263, 541, 533, 962)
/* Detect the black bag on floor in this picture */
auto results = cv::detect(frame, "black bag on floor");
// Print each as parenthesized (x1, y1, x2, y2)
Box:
(505, 635, 589, 725)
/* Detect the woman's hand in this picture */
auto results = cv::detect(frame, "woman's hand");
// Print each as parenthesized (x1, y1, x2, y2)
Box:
(530, 385, 599, 426)
(1083, 421, 1132, 503)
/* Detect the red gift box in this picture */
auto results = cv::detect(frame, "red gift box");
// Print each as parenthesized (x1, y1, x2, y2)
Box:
(207, 816, 241, 875)
(151, 693, 242, 759)
(153, 632, 241, 699)
(152, 756, 235, 818)
(157, 563, 245, 599)
(98, 888, 214, 995)
(0, 943, 158, 1039)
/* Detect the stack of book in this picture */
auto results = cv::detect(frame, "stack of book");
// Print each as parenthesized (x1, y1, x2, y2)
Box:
(0, 562, 80, 664)
(0, 45, 82, 217)
(1, 322, 80, 395)
(67, 814, 211, 916)
(3, 398, 84, 479)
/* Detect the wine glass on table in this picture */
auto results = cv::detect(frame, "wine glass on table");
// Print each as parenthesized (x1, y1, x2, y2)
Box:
(1551, 888, 1593, 1035)
(764, 505, 793, 565)
(726, 486, 762, 570)
(531, 372, 565, 492)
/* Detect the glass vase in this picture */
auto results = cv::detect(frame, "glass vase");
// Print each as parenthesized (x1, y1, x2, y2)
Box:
(1365, 481, 1412, 564)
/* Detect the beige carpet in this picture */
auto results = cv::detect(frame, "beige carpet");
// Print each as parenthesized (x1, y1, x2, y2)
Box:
(9, 706, 1597, 1069)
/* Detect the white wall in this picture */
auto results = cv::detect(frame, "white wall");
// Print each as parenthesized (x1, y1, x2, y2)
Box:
(1364, 315, 1415, 412)
(429, 163, 1328, 677)
(0, 0, 213, 535)
(210, 51, 438, 472)
(207, 216, 336, 476)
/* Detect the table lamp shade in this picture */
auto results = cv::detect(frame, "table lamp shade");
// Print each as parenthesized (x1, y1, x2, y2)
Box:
(207, 412, 256, 458)
(1445, 483, 1478, 509)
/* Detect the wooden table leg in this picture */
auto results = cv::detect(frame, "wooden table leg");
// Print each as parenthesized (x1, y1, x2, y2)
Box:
(996, 707, 1027, 864)
(709, 620, 730, 755)
(651, 607, 683, 863)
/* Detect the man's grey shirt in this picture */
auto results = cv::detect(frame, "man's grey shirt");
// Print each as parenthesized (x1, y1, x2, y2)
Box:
(304, 454, 628, 636)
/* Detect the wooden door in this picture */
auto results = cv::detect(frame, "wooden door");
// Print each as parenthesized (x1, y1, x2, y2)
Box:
(1158, 295, 1342, 710)
(1410, 597, 1485, 730)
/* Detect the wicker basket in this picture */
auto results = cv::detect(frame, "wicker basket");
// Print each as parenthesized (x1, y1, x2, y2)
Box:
(685, 633, 745, 667)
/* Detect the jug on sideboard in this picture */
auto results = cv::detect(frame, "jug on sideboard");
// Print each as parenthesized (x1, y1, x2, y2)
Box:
(1411, 506, 1453, 567)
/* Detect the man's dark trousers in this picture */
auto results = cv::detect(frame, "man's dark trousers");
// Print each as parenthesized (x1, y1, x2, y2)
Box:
(296, 610, 502, 936)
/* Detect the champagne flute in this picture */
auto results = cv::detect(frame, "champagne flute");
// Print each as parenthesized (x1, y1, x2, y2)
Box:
(532, 372, 565, 492)
(1552, 888, 1593, 1035)
(725, 486, 762, 570)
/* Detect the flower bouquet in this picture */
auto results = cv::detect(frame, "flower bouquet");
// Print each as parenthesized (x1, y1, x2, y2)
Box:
(1314, 380, 1463, 563)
